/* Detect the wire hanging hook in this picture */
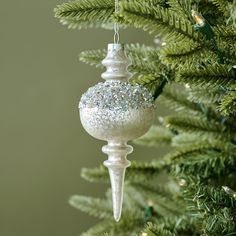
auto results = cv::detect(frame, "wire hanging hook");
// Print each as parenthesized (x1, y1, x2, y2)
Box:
(113, 0, 120, 44)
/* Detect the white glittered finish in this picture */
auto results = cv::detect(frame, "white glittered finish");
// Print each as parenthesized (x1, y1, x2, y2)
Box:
(80, 106, 155, 142)
(79, 43, 155, 221)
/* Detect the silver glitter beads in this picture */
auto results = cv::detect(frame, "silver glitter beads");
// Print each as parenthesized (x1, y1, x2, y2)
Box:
(79, 43, 155, 221)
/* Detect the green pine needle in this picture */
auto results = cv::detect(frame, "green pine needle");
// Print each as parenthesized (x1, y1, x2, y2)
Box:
(164, 140, 236, 163)
(176, 64, 236, 90)
(208, 0, 232, 18)
(134, 125, 175, 147)
(120, 1, 200, 40)
(143, 222, 175, 236)
(69, 195, 112, 219)
(219, 90, 236, 116)
(164, 115, 229, 137)
(159, 86, 204, 114)
(54, 0, 114, 29)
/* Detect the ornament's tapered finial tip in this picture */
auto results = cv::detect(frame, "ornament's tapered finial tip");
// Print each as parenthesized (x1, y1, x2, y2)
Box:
(102, 142, 132, 222)
(114, 213, 121, 222)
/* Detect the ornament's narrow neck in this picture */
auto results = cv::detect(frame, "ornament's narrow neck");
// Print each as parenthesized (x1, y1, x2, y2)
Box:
(101, 43, 132, 82)
(102, 141, 132, 221)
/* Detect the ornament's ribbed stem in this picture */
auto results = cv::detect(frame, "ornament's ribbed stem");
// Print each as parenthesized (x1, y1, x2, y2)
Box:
(101, 43, 132, 82)
(102, 141, 132, 221)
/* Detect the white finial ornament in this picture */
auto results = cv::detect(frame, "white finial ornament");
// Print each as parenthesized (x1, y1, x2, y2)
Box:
(79, 43, 155, 221)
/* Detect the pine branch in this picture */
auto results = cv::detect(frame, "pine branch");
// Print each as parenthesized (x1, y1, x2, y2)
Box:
(164, 115, 230, 138)
(187, 87, 226, 104)
(214, 25, 236, 41)
(71, 184, 164, 236)
(184, 185, 236, 235)
(226, 1, 236, 28)
(164, 140, 236, 163)
(168, 0, 194, 21)
(172, 132, 234, 151)
(142, 216, 201, 236)
(158, 86, 204, 114)
(203, 208, 236, 235)
(80, 220, 114, 236)
(159, 44, 217, 68)
(119, 1, 201, 41)
(79, 48, 106, 68)
(175, 150, 236, 180)
(119, 1, 227, 69)
(208, 0, 231, 18)
(219, 90, 236, 116)
(143, 222, 175, 236)
(134, 125, 175, 147)
(171, 133, 200, 147)
(81, 165, 109, 183)
(122, 185, 147, 210)
(54, 0, 114, 29)
(158, 86, 235, 132)
(69, 195, 112, 219)
(81, 210, 144, 236)
(219, 40, 236, 63)
(176, 64, 236, 90)
(131, 182, 184, 216)
(126, 44, 169, 78)
(215, 25, 236, 62)
(160, 216, 201, 236)
(132, 74, 168, 99)
(158, 87, 235, 137)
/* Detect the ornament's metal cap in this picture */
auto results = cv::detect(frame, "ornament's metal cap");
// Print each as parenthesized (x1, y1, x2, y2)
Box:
(107, 43, 124, 51)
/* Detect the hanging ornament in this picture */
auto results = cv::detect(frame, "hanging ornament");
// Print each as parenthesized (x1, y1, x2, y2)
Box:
(78, 0, 155, 222)
(79, 43, 155, 221)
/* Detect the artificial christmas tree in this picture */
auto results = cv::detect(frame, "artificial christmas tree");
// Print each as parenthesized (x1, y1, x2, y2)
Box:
(54, 0, 236, 235)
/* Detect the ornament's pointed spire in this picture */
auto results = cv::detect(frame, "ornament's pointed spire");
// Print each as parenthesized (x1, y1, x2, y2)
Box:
(102, 142, 132, 221)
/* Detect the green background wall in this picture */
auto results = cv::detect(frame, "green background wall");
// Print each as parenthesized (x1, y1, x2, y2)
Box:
(0, 1, 164, 235)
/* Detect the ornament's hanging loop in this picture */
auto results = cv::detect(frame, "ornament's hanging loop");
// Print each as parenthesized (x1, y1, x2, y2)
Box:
(113, 0, 120, 44)
(114, 23, 120, 44)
